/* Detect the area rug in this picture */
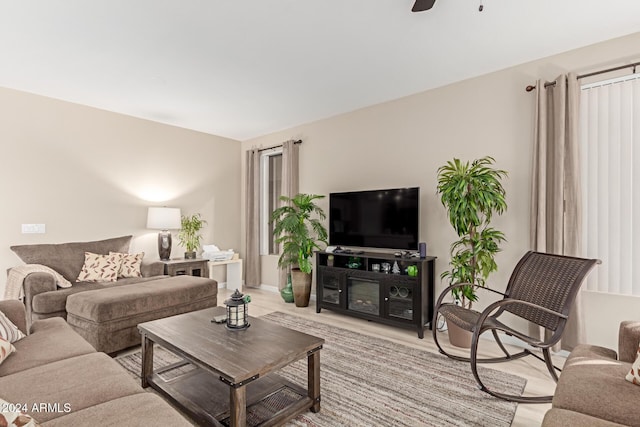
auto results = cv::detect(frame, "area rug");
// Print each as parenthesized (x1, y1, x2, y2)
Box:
(116, 312, 526, 426)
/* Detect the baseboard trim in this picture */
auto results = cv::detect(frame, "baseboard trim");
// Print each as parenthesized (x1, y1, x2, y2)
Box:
(257, 284, 279, 293)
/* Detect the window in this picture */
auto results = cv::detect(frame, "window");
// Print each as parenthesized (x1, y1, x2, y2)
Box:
(580, 73, 640, 295)
(260, 149, 282, 255)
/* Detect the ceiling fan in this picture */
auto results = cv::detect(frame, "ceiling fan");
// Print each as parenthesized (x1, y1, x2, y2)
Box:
(412, 0, 484, 12)
(411, 0, 436, 12)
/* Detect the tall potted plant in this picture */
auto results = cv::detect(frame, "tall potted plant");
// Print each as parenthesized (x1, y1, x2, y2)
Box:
(177, 213, 207, 259)
(436, 156, 507, 346)
(271, 193, 328, 307)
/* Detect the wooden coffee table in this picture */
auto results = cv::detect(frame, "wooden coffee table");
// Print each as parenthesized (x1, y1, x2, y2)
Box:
(138, 307, 324, 427)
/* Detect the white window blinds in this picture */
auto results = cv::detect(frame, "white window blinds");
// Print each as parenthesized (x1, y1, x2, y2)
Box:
(580, 74, 640, 295)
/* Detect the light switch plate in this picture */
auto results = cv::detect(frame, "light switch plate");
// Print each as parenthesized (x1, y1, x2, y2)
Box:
(21, 224, 46, 234)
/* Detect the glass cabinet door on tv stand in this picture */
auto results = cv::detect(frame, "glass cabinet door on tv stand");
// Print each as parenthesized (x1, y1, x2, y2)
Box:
(384, 280, 416, 322)
(315, 250, 436, 339)
(317, 268, 345, 308)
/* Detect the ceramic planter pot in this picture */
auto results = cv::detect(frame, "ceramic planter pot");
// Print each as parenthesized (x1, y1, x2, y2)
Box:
(184, 251, 197, 260)
(291, 268, 312, 307)
(447, 320, 473, 348)
(280, 274, 294, 303)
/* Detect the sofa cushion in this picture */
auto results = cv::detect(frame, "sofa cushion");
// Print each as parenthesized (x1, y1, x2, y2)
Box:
(40, 393, 192, 426)
(0, 352, 143, 423)
(0, 338, 16, 366)
(0, 317, 96, 377)
(0, 310, 26, 342)
(65, 276, 216, 323)
(543, 408, 629, 427)
(31, 277, 167, 315)
(625, 344, 640, 385)
(31, 282, 107, 315)
(11, 236, 133, 282)
(76, 252, 120, 282)
(553, 344, 639, 426)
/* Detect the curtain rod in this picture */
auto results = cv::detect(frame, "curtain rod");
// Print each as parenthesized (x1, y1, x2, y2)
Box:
(525, 61, 640, 92)
(257, 139, 302, 152)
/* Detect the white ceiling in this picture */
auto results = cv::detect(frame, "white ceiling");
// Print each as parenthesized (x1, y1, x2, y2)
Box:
(1, 1, 640, 141)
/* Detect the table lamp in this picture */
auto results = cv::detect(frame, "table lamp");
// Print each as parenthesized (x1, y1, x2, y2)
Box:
(147, 207, 181, 260)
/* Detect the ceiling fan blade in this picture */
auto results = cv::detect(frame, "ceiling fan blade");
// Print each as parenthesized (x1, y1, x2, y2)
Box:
(412, 0, 436, 12)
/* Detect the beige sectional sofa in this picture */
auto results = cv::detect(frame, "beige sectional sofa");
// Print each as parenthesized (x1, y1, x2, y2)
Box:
(542, 321, 640, 426)
(8, 235, 218, 353)
(10, 235, 165, 326)
(0, 299, 192, 426)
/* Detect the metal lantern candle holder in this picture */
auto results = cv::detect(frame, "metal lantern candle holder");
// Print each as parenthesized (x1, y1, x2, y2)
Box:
(224, 289, 251, 330)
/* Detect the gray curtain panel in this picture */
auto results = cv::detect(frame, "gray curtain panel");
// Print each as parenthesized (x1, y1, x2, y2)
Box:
(530, 73, 584, 351)
(278, 140, 300, 290)
(245, 148, 261, 288)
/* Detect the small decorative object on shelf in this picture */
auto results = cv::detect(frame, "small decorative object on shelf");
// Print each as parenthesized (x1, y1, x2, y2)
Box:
(346, 256, 362, 269)
(224, 289, 251, 330)
(392, 261, 401, 274)
(407, 265, 418, 277)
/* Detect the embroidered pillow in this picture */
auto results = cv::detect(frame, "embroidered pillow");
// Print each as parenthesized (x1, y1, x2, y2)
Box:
(110, 252, 144, 278)
(108, 251, 124, 274)
(0, 398, 40, 426)
(76, 252, 121, 282)
(0, 311, 26, 343)
(0, 338, 16, 366)
(625, 345, 640, 385)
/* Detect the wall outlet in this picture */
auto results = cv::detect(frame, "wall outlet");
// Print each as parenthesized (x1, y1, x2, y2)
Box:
(21, 224, 46, 234)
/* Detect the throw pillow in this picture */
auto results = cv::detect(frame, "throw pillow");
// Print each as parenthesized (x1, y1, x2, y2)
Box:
(0, 311, 26, 343)
(76, 252, 121, 282)
(0, 398, 41, 426)
(625, 345, 640, 385)
(110, 252, 144, 278)
(0, 338, 16, 366)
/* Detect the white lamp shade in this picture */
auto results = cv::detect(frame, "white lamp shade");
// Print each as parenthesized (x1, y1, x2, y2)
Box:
(147, 207, 181, 230)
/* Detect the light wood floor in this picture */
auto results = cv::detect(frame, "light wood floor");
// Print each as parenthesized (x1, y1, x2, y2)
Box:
(220, 287, 560, 427)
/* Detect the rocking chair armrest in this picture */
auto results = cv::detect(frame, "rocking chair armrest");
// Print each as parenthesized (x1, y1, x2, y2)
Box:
(483, 299, 568, 320)
(479, 286, 508, 297)
(473, 298, 568, 345)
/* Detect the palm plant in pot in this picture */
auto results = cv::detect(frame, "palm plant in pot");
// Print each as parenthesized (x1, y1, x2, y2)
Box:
(271, 193, 328, 307)
(177, 213, 207, 259)
(436, 156, 508, 347)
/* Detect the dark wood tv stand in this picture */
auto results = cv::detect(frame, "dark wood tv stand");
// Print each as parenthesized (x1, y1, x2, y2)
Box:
(315, 250, 436, 338)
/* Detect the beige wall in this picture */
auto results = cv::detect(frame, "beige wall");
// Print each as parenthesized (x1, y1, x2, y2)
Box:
(0, 87, 241, 296)
(241, 32, 640, 350)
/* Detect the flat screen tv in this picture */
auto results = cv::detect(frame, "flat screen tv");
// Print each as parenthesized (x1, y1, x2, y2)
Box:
(329, 187, 419, 251)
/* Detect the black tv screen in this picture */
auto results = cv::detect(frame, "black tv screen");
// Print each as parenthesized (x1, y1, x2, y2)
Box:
(329, 187, 419, 251)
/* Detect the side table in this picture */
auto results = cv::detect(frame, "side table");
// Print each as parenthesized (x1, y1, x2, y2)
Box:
(208, 259, 243, 289)
(161, 259, 209, 278)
